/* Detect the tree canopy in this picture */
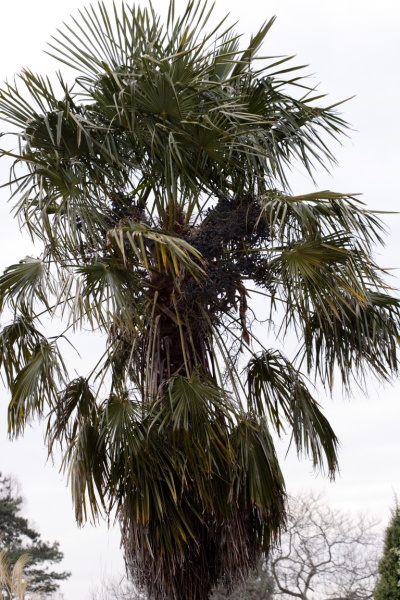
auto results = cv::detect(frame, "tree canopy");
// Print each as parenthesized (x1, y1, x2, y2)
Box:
(0, 2, 399, 600)
(0, 473, 70, 597)
(375, 501, 400, 600)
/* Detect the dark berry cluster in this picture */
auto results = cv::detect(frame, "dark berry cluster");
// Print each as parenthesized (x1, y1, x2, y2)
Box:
(188, 195, 270, 260)
(106, 192, 146, 225)
(181, 195, 272, 313)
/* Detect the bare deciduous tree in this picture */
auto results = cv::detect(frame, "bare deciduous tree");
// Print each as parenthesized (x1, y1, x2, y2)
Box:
(211, 561, 275, 600)
(90, 569, 274, 600)
(271, 493, 380, 600)
(89, 575, 145, 600)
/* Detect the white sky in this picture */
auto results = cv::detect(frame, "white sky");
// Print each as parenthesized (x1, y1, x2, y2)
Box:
(1, 0, 400, 598)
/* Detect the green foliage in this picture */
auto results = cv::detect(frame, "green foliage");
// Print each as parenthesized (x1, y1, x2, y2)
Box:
(0, 2, 399, 600)
(375, 501, 400, 600)
(0, 474, 70, 596)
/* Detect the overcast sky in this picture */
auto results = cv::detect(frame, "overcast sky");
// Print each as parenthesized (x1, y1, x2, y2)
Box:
(1, 0, 400, 598)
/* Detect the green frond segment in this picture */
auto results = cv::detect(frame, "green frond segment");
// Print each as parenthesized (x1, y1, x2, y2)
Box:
(302, 290, 400, 389)
(46, 377, 98, 450)
(5, 339, 66, 437)
(246, 350, 338, 476)
(107, 221, 205, 278)
(259, 190, 387, 248)
(267, 234, 370, 325)
(0, 318, 48, 389)
(74, 260, 144, 330)
(0, 257, 52, 312)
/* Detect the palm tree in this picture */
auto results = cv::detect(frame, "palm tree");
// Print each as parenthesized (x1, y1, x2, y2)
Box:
(0, 2, 399, 599)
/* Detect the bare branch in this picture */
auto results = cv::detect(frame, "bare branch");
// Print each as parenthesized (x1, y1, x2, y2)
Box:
(271, 493, 380, 600)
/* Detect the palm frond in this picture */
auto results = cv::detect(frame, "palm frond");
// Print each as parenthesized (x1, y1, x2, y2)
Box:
(107, 221, 205, 279)
(0, 256, 53, 312)
(72, 260, 144, 329)
(7, 338, 66, 436)
(246, 349, 339, 475)
(301, 290, 400, 388)
(259, 190, 387, 248)
(0, 317, 45, 388)
(46, 376, 98, 451)
(267, 233, 385, 332)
